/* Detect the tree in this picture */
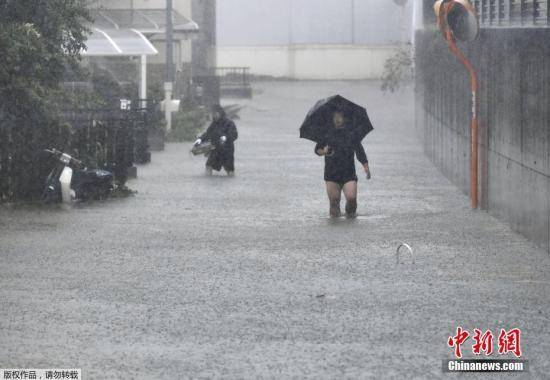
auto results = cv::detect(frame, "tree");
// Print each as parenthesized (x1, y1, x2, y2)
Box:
(0, 0, 91, 201)
(0, 0, 91, 112)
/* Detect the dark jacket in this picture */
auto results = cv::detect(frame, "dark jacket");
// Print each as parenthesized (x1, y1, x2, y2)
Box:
(200, 117, 238, 171)
(315, 126, 368, 183)
(200, 117, 238, 148)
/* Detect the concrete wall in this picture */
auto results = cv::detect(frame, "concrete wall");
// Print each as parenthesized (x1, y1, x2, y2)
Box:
(415, 28, 550, 252)
(217, 0, 413, 46)
(217, 45, 399, 80)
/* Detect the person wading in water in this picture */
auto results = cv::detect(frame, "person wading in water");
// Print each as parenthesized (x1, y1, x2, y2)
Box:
(194, 105, 238, 176)
(315, 110, 370, 218)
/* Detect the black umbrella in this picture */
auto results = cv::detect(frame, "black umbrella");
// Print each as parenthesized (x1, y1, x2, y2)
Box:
(299, 95, 374, 143)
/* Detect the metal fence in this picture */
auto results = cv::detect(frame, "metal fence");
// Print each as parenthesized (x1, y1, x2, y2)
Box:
(0, 99, 161, 202)
(60, 109, 136, 184)
(214, 67, 252, 98)
(472, 0, 549, 27)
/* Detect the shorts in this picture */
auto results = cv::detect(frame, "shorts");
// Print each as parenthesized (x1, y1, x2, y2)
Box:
(324, 174, 358, 187)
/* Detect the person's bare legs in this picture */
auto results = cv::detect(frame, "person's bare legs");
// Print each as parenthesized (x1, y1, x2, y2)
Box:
(342, 180, 358, 218)
(325, 181, 342, 217)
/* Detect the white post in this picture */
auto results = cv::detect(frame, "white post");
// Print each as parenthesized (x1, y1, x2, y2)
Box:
(164, 82, 172, 132)
(165, 0, 174, 133)
(140, 54, 147, 108)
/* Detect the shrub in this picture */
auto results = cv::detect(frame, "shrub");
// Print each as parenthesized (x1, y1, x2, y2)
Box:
(381, 46, 414, 94)
(168, 102, 209, 142)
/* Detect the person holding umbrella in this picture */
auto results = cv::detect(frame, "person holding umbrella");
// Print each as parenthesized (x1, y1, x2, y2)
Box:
(300, 96, 373, 218)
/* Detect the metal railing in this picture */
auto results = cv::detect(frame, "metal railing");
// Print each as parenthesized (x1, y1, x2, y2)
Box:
(214, 67, 252, 98)
(0, 98, 162, 202)
(472, 0, 549, 27)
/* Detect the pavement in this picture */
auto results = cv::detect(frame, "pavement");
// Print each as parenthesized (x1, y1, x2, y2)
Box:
(1, 81, 549, 379)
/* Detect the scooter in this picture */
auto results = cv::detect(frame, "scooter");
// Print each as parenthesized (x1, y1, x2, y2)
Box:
(42, 149, 114, 204)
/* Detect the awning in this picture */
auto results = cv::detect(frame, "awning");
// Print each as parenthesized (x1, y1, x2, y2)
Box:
(91, 9, 199, 35)
(83, 28, 158, 56)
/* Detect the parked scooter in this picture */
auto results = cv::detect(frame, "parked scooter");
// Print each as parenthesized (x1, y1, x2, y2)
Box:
(42, 149, 114, 204)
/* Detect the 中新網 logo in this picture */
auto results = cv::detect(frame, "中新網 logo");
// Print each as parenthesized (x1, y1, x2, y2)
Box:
(447, 326, 522, 358)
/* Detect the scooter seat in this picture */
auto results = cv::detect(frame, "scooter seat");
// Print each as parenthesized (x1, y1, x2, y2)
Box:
(74, 169, 114, 185)
(91, 169, 113, 179)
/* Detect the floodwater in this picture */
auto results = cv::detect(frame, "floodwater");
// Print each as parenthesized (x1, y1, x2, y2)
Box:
(1, 81, 549, 378)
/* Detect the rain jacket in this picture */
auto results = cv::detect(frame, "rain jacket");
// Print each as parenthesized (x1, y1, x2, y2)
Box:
(200, 117, 238, 171)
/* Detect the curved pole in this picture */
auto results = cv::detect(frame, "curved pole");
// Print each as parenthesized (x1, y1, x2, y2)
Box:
(442, 12, 479, 210)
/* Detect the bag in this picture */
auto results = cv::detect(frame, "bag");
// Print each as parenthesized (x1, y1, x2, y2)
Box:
(191, 141, 216, 156)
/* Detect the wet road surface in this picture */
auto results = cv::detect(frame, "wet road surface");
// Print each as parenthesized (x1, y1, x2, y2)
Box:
(1, 81, 549, 378)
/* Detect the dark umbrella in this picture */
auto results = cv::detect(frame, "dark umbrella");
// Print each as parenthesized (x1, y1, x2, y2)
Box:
(299, 95, 374, 143)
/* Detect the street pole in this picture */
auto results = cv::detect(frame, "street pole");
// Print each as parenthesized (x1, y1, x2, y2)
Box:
(288, 0, 295, 79)
(400, 4, 407, 46)
(435, 0, 479, 209)
(140, 54, 147, 109)
(351, 0, 355, 44)
(164, 0, 174, 132)
(288, 0, 293, 45)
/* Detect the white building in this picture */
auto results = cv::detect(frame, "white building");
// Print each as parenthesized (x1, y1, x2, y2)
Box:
(85, 0, 216, 101)
(217, 0, 415, 80)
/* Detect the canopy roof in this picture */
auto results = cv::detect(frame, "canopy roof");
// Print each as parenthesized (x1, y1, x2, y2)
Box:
(83, 28, 158, 56)
(91, 9, 199, 34)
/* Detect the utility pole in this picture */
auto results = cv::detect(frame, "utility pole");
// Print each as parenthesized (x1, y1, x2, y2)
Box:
(350, 0, 355, 44)
(288, 0, 293, 45)
(400, 2, 407, 46)
(164, 0, 174, 132)
(288, 0, 295, 78)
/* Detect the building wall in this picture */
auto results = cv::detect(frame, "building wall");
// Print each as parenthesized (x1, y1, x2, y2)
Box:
(94, 0, 194, 67)
(217, 0, 413, 46)
(217, 45, 399, 79)
(97, 0, 191, 17)
(147, 40, 192, 66)
(415, 28, 550, 252)
(215, 0, 412, 79)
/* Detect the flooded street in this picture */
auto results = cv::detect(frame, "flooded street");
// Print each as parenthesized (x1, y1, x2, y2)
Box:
(1, 81, 549, 378)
